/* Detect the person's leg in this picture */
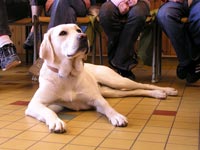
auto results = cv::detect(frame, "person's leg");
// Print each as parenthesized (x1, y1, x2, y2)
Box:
(188, 1, 200, 60)
(99, 1, 149, 80)
(185, 1, 200, 83)
(0, 0, 21, 71)
(24, 0, 47, 50)
(157, 1, 192, 80)
(0, 0, 11, 36)
(157, 2, 189, 66)
(99, 1, 123, 62)
(111, 0, 150, 71)
(47, 0, 87, 29)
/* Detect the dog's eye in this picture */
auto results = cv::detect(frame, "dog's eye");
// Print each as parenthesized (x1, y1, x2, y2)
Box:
(59, 31, 67, 36)
(76, 29, 82, 33)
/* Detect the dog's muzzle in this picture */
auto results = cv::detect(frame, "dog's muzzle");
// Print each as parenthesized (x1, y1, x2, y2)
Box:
(77, 33, 89, 54)
(67, 33, 89, 57)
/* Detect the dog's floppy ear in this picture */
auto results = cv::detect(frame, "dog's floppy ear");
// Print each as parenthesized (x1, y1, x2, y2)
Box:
(39, 29, 55, 63)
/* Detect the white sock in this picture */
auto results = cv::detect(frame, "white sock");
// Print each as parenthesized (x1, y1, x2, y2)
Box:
(0, 35, 13, 48)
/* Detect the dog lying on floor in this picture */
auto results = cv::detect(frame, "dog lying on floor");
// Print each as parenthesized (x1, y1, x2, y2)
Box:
(25, 24, 178, 133)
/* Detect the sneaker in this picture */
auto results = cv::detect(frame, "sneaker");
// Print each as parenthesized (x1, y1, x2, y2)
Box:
(23, 32, 34, 50)
(108, 61, 136, 80)
(186, 62, 200, 83)
(0, 43, 21, 71)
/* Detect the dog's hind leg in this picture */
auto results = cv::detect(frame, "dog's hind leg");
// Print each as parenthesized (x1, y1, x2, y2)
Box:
(86, 64, 178, 96)
(100, 86, 168, 99)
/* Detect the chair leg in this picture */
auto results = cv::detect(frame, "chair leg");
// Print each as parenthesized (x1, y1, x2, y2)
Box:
(98, 31, 103, 65)
(25, 50, 29, 65)
(92, 29, 96, 64)
(157, 22, 162, 80)
(33, 15, 39, 63)
(152, 19, 162, 83)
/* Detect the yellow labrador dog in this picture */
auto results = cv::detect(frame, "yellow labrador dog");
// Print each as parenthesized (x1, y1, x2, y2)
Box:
(25, 24, 178, 133)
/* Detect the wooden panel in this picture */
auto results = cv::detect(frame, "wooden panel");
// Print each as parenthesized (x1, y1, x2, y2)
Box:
(10, 25, 26, 54)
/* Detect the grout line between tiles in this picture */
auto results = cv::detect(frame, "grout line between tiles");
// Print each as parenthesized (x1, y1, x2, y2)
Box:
(163, 83, 187, 149)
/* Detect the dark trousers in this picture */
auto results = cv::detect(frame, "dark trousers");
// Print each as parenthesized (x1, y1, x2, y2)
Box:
(99, 1, 150, 71)
(0, 0, 30, 36)
(47, 0, 87, 29)
(30, 0, 88, 29)
(0, 0, 11, 36)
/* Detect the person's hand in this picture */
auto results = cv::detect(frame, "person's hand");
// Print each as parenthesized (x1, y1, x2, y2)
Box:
(118, 1, 129, 15)
(128, 0, 138, 7)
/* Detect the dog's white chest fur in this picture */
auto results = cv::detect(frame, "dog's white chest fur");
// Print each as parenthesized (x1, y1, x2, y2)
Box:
(39, 65, 100, 111)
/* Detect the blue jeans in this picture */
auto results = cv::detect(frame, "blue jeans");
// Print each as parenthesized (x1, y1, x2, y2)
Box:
(157, 0, 200, 66)
(99, 0, 150, 71)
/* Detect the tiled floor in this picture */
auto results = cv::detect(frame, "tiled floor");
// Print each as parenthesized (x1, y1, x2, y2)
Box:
(0, 58, 199, 150)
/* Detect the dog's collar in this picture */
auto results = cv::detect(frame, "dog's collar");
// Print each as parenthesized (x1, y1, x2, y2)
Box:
(47, 65, 59, 73)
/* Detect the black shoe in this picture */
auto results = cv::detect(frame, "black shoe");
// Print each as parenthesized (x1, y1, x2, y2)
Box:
(109, 60, 137, 81)
(176, 65, 188, 80)
(186, 62, 200, 83)
(23, 32, 34, 50)
(0, 43, 21, 71)
(117, 69, 136, 80)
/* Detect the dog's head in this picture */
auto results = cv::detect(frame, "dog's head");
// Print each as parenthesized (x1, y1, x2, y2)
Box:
(40, 24, 89, 77)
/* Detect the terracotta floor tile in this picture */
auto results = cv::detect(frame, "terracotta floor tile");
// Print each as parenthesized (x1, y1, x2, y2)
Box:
(42, 133, 75, 143)
(107, 130, 139, 140)
(131, 141, 165, 150)
(80, 128, 111, 137)
(15, 131, 49, 141)
(62, 144, 96, 150)
(0, 129, 22, 138)
(168, 135, 199, 146)
(173, 121, 199, 130)
(166, 143, 198, 150)
(170, 128, 199, 137)
(137, 133, 169, 143)
(142, 126, 171, 134)
(0, 139, 35, 150)
(100, 138, 133, 149)
(27, 141, 64, 150)
(70, 136, 104, 146)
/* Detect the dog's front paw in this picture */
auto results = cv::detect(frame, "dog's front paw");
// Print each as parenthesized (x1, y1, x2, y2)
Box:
(109, 113, 128, 127)
(48, 118, 66, 133)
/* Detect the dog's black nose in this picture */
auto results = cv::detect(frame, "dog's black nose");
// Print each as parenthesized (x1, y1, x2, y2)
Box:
(77, 33, 87, 41)
(77, 33, 88, 51)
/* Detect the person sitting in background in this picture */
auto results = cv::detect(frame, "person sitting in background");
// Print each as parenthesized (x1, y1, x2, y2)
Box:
(23, 0, 45, 50)
(157, 0, 200, 83)
(99, 0, 150, 80)
(23, 0, 91, 50)
(0, 0, 21, 71)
